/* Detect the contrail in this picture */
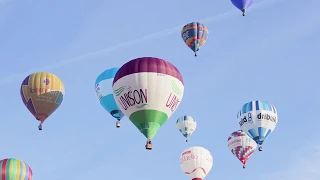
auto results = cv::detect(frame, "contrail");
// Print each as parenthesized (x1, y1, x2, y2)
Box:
(0, 0, 280, 86)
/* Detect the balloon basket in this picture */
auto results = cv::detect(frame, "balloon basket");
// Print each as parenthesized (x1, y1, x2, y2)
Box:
(145, 143, 152, 150)
(116, 123, 120, 128)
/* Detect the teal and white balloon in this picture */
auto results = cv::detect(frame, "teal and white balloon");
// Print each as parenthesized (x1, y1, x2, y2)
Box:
(95, 68, 124, 128)
(176, 115, 197, 142)
(237, 100, 278, 151)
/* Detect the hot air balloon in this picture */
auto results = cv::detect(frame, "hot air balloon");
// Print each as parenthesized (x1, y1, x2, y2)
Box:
(0, 158, 33, 180)
(227, 130, 257, 169)
(181, 22, 208, 57)
(112, 57, 184, 150)
(180, 146, 213, 180)
(20, 72, 65, 130)
(231, 0, 254, 16)
(95, 68, 125, 128)
(237, 100, 278, 151)
(176, 115, 197, 142)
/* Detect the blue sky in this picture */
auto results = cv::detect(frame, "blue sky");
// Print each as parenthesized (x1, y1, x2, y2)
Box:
(0, 0, 319, 179)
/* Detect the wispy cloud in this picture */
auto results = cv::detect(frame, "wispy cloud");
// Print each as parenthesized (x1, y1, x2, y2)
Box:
(263, 144, 320, 180)
(0, 0, 283, 85)
(0, 0, 9, 4)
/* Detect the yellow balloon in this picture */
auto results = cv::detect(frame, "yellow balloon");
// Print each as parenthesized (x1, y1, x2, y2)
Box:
(20, 72, 65, 125)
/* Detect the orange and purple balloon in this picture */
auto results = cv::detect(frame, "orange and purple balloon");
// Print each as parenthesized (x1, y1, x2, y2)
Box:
(181, 22, 208, 57)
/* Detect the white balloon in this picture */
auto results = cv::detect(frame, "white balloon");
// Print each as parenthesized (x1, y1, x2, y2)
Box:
(112, 57, 184, 140)
(176, 115, 197, 140)
(180, 146, 213, 180)
(237, 100, 278, 148)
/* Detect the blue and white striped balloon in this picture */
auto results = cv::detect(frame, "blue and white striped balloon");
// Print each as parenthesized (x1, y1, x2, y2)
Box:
(95, 68, 124, 127)
(237, 100, 278, 151)
(176, 115, 197, 142)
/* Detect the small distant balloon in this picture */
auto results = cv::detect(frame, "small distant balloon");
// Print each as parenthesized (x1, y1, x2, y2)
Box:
(0, 158, 32, 180)
(95, 68, 125, 128)
(180, 146, 213, 180)
(231, 0, 254, 16)
(237, 100, 278, 151)
(181, 22, 208, 57)
(227, 130, 257, 169)
(20, 72, 65, 131)
(176, 115, 197, 142)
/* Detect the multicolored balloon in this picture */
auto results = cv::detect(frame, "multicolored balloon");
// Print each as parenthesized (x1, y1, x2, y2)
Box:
(181, 22, 208, 56)
(227, 130, 257, 169)
(95, 68, 125, 128)
(112, 57, 184, 150)
(20, 72, 65, 130)
(237, 100, 278, 151)
(180, 146, 213, 180)
(176, 115, 197, 142)
(0, 158, 33, 180)
(231, 0, 254, 16)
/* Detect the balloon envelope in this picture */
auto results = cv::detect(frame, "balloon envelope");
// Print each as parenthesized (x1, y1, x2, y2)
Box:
(95, 68, 124, 120)
(227, 130, 257, 166)
(0, 158, 32, 180)
(112, 57, 184, 140)
(20, 72, 65, 123)
(181, 22, 208, 54)
(237, 100, 278, 146)
(180, 146, 213, 180)
(231, 0, 254, 12)
(176, 115, 197, 139)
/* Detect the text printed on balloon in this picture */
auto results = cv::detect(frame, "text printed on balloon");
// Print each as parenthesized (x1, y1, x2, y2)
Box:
(30, 88, 61, 96)
(228, 139, 241, 147)
(117, 89, 148, 110)
(182, 31, 189, 41)
(180, 151, 213, 164)
(239, 112, 277, 126)
(180, 153, 198, 164)
(166, 93, 180, 112)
